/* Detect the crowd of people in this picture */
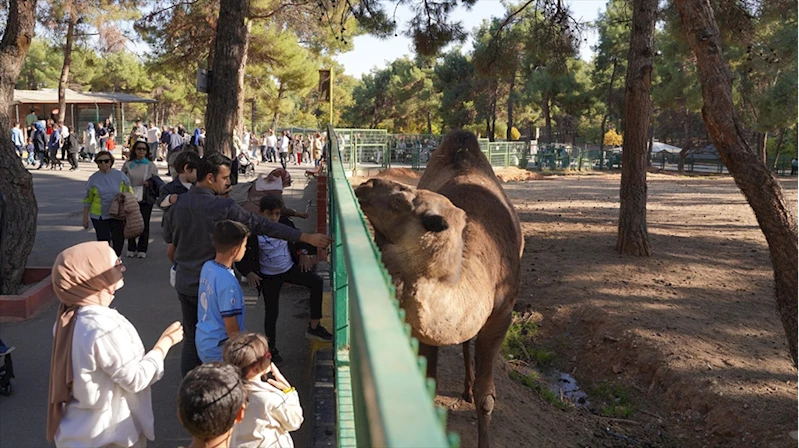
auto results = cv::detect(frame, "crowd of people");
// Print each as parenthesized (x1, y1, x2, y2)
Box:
(34, 122, 334, 446)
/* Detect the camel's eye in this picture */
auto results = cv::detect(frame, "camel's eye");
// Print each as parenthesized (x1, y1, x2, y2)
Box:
(422, 214, 449, 232)
(390, 192, 411, 211)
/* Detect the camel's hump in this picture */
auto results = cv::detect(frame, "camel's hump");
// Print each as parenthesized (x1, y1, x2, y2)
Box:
(427, 130, 493, 174)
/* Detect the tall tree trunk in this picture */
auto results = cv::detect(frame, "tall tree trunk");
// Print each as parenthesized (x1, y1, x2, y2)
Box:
(647, 119, 654, 167)
(271, 83, 285, 131)
(0, 0, 38, 295)
(678, 105, 691, 174)
(616, 0, 656, 257)
(426, 111, 432, 135)
(757, 132, 768, 165)
(506, 69, 516, 140)
(57, 12, 77, 125)
(235, 19, 252, 136)
(675, 0, 798, 365)
(542, 90, 552, 145)
(772, 127, 786, 170)
(204, 0, 250, 158)
(600, 57, 620, 159)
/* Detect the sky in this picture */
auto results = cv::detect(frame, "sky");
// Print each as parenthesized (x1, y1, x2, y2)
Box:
(334, 0, 607, 79)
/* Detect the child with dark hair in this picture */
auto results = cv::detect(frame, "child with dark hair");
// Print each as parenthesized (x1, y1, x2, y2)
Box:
(196, 220, 250, 363)
(236, 196, 332, 364)
(223, 332, 303, 447)
(178, 362, 247, 448)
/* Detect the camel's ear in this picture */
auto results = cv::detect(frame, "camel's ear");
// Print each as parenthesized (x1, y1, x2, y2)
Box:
(422, 214, 449, 232)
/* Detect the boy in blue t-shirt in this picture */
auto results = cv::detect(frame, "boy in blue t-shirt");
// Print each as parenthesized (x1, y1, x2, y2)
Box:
(196, 220, 250, 363)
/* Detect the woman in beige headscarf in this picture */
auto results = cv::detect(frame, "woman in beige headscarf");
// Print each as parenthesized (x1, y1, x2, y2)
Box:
(47, 241, 184, 447)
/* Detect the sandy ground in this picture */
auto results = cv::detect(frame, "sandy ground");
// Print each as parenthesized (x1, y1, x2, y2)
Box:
(354, 168, 798, 448)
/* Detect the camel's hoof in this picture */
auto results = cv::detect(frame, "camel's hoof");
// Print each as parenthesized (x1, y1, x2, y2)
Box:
(462, 391, 474, 403)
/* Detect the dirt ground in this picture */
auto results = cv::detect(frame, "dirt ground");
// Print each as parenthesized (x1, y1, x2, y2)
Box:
(353, 169, 798, 448)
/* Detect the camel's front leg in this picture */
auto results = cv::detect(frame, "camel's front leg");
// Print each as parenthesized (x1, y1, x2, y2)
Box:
(473, 311, 512, 448)
(462, 340, 474, 402)
(418, 341, 439, 380)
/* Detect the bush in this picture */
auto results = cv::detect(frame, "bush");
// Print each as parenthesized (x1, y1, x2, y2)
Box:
(510, 126, 521, 141)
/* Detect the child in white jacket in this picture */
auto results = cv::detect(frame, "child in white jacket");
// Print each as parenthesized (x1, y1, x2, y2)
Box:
(223, 332, 303, 448)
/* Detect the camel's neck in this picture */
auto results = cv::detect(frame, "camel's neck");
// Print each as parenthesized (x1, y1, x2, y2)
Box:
(380, 241, 492, 346)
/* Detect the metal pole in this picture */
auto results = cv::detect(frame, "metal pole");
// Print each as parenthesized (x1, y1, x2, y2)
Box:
(70, 103, 75, 128)
(329, 67, 334, 126)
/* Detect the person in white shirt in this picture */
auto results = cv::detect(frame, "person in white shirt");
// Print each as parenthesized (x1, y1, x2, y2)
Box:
(242, 128, 251, 157)
(58, 121, 69, 161)
(279, 130, 290, 169)
(146, 123, 161, 161)
(47, 241, 184, 448)
(265, 129, 278, 163)
(224, 332, 303, 448)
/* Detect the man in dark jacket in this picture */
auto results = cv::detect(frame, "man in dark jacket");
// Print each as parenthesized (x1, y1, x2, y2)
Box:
(162, 153, 333, 376)
(63, 126, 80, 171)
(32, 123, 47, 170)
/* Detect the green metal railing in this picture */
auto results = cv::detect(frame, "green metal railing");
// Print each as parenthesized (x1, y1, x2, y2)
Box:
(333, 129, 527, 171)
(327, 125, 458, 448)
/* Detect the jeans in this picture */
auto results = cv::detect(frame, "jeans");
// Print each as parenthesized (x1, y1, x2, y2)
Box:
(91, 218, 125, 256)
(127, 202, 153, 253)
(279, 152, 288, 169)
(14, 144, 23, 158)
(67, 152, 79, 169)
(49, 150, 62, 167)
(258, 263, 323, 350)
(149, 142, 158, 157)
(178, 293, 201, 376)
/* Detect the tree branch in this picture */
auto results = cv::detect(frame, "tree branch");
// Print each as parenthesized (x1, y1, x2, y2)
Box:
(140, 0, 202, 22)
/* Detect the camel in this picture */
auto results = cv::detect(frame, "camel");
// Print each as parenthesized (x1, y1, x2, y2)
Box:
(354, 130, 523, 448)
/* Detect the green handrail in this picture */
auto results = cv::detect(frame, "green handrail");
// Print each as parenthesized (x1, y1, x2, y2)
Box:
(327, 125, 458, 448)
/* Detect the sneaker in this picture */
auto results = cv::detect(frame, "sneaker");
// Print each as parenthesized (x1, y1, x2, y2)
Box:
(306, 324, 333, 342)
(0, 346, 15, 357)
(126, 251, 137, 258)
(137, 252, 147, 259)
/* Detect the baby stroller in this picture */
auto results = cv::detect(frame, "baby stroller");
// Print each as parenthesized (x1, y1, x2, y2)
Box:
(238, 152, 256, 179)
(0, 340, 15, 396)
(78, 146, 91, 162)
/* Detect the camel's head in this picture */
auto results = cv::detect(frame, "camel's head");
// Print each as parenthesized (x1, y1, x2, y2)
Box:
(355, 178, 466, 277)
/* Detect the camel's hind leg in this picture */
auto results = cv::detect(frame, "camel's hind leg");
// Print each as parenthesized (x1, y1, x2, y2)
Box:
(418, 342, 439, 380)
(473, 311, 513, 448)
(462, 340, 474, 403)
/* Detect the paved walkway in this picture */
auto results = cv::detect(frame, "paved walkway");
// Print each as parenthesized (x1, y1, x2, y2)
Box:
(0, 158, 324, 448)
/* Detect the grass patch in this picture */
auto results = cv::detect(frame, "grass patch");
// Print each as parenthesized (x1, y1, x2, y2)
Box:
(508, 369, 568, 410)
(591, 382, 634, 418)
(501, 312, 553, 367)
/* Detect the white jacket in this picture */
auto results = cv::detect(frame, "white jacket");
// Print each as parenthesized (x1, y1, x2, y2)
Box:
(55, 305, 164, 448)
(232, 377, 304, 448)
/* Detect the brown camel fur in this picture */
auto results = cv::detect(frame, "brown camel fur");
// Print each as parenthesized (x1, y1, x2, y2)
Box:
(354, 130, 523, 448)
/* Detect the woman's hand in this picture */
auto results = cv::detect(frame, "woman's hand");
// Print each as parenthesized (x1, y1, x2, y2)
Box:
(246, 272, 261, 288)
(299, 255, 313, 273)
(266, 364, 292, 391)
(82, 217, 89, 229)
(142, 180, 149, 187)
(154, 321, 184, 357)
